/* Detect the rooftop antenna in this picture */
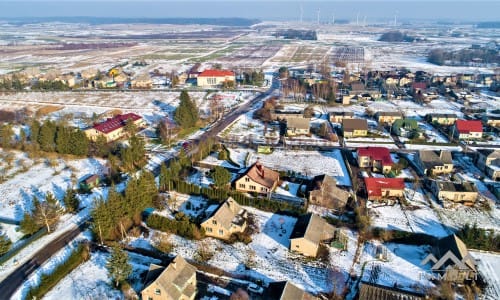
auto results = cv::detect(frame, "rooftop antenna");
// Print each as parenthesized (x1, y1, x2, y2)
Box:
(300, 4, 303, 23)
(317, 8, 321, 25)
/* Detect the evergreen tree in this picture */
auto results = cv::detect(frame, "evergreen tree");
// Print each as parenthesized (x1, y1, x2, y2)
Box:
(0, 124, 14, 148)
(38, 120, 57, 152)
(106, 245, 132, 287)
(63, 188, 80, 213)
(33, 193, 61, 233)
(55, 125, 71, 154)
(69, 129, 89, 156)
(0, 231, 12, 256)
(174, 90, 198, 128)
(19, 212, 40, 235)
(30, 120, 41, 145)
(212, 166, 231, 188)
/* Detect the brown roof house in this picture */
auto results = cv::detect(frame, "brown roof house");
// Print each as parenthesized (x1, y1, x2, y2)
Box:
(307, 175, 351, 211)
(430, 180, 478, 204)
(328, 110, 354, 123)
(415, 150, 453, 176)
(201, 197, 248, 241)
(286, 117, 310, 136)
(141, 255, 197, 300)
(289, 213, 335, 257)
(422, 234, 477, 282)
(235, 162, 279, 195)
(342, 118, 368, 137)
(476, 149, 500, 181)
(375, 111, 403, 125)
(265, 281, 318, 300)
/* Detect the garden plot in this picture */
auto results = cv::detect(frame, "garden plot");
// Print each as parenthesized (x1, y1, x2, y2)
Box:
(436, 205, 500, 233)
(368, 185, 450, 238)
(357, 242, 434, 296)
(247, 149, 352, 186)
(149, 207, 356, 295)
(0, 156, 107, 225)
(199, 91, 256, 116)
(227, 148, 249, 168)
(219, 111, 280, 145)
(471, 251, 500, 300)
(274, 182, 302, 198)
(418, 122, 449, 143)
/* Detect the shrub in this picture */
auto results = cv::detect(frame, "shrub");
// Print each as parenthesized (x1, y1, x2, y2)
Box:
(25, 244, 89, 299)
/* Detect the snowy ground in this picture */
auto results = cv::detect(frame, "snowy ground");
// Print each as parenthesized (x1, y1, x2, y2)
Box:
(247, 149, 352, 186)
(0, 154, 107, 242)
(357, 242, 435, 296)
(12, 230, 94, 300)
(471, 251, 500, 300)
(131, 206, 358, 296)
(274, 182, 301, 198)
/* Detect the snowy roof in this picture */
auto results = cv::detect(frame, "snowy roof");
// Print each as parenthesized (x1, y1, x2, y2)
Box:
(93, 113, 142, 134)
(286, 117, 310, 130)
(417, 150, 452, 169)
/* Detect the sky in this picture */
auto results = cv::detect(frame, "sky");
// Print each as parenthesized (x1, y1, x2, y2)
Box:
(0, 1, 498, 22)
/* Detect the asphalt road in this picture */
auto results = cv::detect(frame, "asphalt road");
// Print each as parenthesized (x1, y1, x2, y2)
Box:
(0, 83, 277, 297)
(0, 223, 87, 299)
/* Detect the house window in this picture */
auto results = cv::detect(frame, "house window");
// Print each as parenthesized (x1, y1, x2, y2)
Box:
(206, 227, 213, 233)
(260, 187, 267, 192)
(155, 289, 161, 295)
(212, 220, 217, 225)
(250, 185, 256, 191)
(239, 183, 246, 189)
(148, 297, 153, 300)
(245, 177, 250, 182)
(219, 229, 224, 236)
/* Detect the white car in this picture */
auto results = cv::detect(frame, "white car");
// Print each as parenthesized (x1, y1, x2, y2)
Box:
(247, 283, 264, 294)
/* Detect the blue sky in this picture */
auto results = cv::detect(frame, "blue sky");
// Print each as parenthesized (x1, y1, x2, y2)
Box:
(0, 1, 498, 22)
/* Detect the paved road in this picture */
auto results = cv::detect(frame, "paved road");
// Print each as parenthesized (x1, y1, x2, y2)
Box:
(0, 223, 87, 299)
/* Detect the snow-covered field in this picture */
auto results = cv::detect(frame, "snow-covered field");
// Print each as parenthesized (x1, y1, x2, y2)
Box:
(131, 206, 358, 296)
(471, 251, 500, 300)
(358, 242, 434, 295)
(247, 149, 352, 186)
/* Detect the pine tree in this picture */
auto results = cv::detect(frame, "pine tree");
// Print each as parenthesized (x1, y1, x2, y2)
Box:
(63, 188, 80, 213)
(0, 124, 14, 148)
(33, 193, 61, 233)
(0, 232, 12, 256)
(212, 166, 231, 188)
(38, 120, 56, 152)
(56, 125, 71, 154)
(69, 129, 89, 156)
(106, 245, 132, 287)
(19, 212, 40, 235)
(174, 90, 198, 128)
(30, 120, 41, 145)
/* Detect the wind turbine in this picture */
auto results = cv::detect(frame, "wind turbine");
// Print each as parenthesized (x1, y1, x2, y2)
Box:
(332, 12, 335, 25)
(394, 10, 398, 26)
(356, 12, 360, 26)
(317, 8, 321, 25)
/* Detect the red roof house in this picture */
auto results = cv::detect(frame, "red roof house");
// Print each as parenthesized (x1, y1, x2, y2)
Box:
(357, 147, 394, 173)
(197, 69, 235, 88)
(93, 113, 142, 134)
(198, 70, 235, 77)
(364, 178, 405, 201)
(85, 113, 144, 142)
(454, 120, 483, 139)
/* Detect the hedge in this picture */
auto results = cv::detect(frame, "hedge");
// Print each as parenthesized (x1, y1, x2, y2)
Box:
(25, 244, 89, 299)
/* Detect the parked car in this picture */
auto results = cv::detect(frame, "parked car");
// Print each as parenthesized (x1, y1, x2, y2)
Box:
(247, 283, 264, 294)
